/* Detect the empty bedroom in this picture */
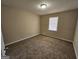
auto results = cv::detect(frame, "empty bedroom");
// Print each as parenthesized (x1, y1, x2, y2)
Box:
(1, 0, 78, 59)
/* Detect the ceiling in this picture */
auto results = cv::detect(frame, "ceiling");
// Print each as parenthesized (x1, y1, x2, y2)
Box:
(1, 0, 78, 15)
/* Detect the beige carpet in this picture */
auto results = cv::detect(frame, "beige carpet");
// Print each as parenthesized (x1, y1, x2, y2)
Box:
(6, 35, 76, 59)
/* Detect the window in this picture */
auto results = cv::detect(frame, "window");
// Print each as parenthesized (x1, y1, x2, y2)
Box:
(48, 16, 58, 31)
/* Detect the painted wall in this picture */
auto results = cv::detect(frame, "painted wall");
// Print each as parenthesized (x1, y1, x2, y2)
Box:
(40, 10, 77, 42)
(73, 23, 78, 59)
(2, 6, 40, 45)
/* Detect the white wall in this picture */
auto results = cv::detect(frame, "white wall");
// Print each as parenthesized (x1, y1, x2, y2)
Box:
(2, 6, 40, 45)
(73, 23, 78, 59)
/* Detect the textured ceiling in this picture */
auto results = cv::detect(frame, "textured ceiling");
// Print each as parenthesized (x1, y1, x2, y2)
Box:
(1, 0, 78, 15)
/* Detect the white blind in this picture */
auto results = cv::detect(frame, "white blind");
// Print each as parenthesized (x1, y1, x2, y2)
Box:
(48, 17, 58, 31)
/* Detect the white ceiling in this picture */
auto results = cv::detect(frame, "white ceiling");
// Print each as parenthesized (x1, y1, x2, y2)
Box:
(2, 0, 78, 15)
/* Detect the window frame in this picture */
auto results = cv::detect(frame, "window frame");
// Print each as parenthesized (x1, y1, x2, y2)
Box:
(48, 16, 59, 32)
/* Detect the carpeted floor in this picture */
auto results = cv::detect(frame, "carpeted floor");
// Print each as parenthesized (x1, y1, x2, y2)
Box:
(6, 35, 76, 59)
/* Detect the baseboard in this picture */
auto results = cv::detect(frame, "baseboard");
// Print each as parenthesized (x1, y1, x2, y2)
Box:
(5, 33, 72, 46)
(5, 33, 40, 46)
(73, 43, 77, 59)
(40, 34, 73, 43)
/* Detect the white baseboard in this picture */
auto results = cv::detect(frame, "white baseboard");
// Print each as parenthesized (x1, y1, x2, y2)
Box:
(5, 33, 40, 46)
(40, 34, 73, 43)
(57, 37, 73, 43)
(73, 43, 77, 59)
